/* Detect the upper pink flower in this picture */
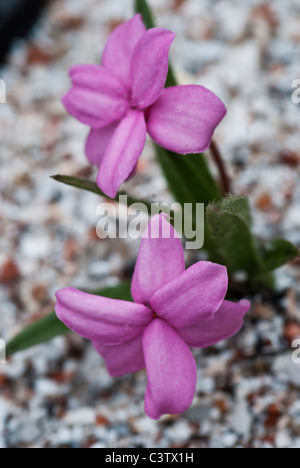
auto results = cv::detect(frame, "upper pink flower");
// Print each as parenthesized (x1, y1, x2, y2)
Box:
(62, 15, 227, 198)
(55, 215, 250, 420)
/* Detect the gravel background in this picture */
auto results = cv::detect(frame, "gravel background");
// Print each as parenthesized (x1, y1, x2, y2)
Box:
(1, 0, 300, 448)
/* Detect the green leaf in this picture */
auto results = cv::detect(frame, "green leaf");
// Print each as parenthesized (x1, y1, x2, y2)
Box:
(221, 195, 252, 228)
(6, 313, 69, 358)
(155, 146, 223, 258)
(135, 0, 155, 29)
(261, 239, 299, 272)
(155, 145, 221, 208)
(92, 281, 133, 302)
(206, 196, 263, 276)
(154, 146, 223, 258)
(6, 282, 132, 357)
(51, 175, 152, 212)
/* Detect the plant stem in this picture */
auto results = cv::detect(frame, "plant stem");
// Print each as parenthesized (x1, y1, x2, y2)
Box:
(210, 140, 231, 196)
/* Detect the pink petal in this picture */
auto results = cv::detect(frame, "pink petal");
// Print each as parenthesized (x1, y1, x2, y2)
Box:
(177, 300, 250, 348)
(55, 288, 152, 345)
(93, 334, 145, 377)
(62, 65, 129, 128)
(131, 28, 175, 110)
(101, 14, 146, 89)
(97, 110, 146, 199)
(150, 261, 228, 328)
(131, 214, 185, 305)
(147, 85, 227, 154)
(85, 124, 118, 166)
(143, 319, 197, 420)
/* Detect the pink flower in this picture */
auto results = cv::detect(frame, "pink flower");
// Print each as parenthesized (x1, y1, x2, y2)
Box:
(62, 15, 227, 198)
(55, 215, 250, 419)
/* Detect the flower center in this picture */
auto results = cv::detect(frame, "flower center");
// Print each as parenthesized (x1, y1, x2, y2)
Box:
(129, 93, 151, 119)
(146, 303, 158, 319)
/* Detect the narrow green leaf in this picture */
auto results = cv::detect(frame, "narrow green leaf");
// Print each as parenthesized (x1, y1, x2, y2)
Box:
(165, 65, 177, 88)
(206, 196, 263, 276)
(135, 0, 155, 29)
(155, 145, 221, 207)
(6, 282, 132, 357)
(51, 175, 152, 212)
(6, 313, 69, 357)
(51, 174, 107, 197)
(92, 281, 133, 302)
(154, 145, 223, 258)
(261, 239, 299, 272)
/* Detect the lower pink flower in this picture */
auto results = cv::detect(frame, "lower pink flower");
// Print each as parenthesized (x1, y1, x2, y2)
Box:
(55, 215, 250, 419)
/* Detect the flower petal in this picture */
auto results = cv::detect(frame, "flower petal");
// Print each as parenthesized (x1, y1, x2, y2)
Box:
(131, 214, 185, 305)
(131, 28, 175, 110)
(143, 319, 197, 420)
(55, 288, 152, 345)
(97, 109, 146, 199)
(177, 300, 250, 348)
(150, 261, 228, 328)
(62, 65, 129, 128)
(85, 124, 118, 166)
(102, 14, 146, 89)
(93, 334, 145, 377)
(147, 85, 227, 154)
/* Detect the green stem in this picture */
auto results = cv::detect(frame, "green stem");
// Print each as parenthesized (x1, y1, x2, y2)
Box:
(210, 141, 231, 195)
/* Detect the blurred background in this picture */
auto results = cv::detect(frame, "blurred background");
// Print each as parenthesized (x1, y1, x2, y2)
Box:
(1, 0, 300, 448)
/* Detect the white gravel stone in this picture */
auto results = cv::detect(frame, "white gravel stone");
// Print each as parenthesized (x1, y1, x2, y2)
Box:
(273, 354, 300, 387)
(228, 399, 252, 439)
(64, 408, 96, 426)
(275, 430, 292, 449)
(35, 379, 64, 397)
